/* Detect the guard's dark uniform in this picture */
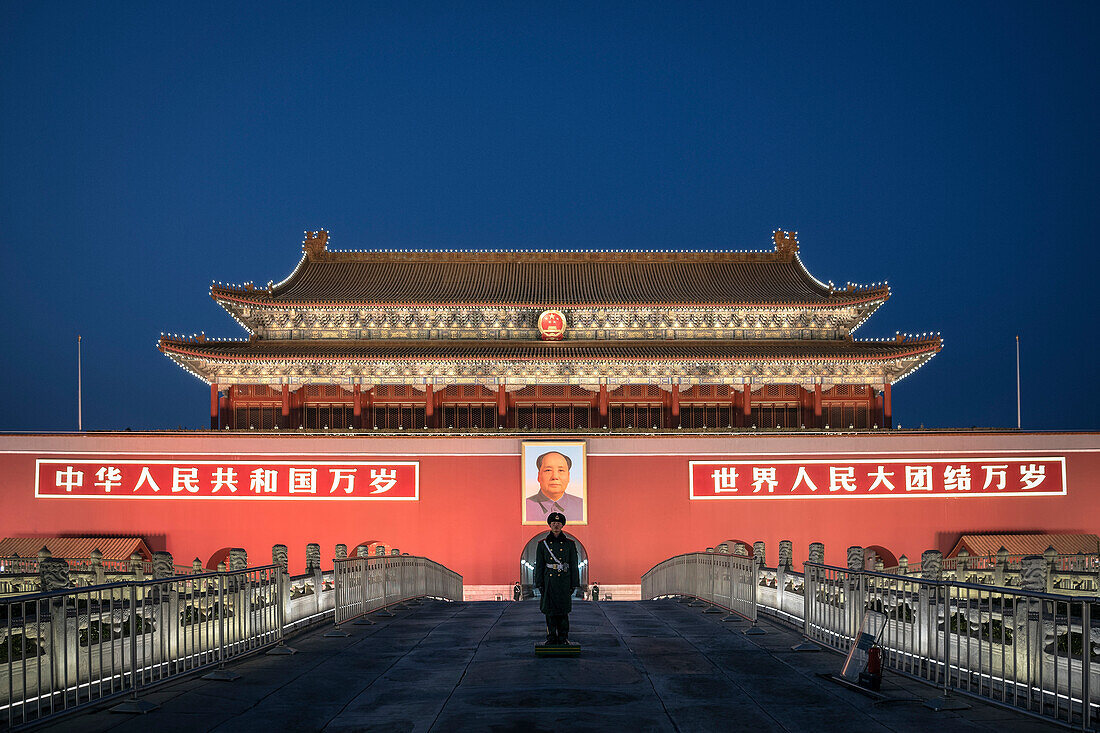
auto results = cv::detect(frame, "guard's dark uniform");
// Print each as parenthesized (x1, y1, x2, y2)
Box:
(534, 512, 580, 644)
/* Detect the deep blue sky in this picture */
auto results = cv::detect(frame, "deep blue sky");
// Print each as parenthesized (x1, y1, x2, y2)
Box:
(2, 2, 1097, 432)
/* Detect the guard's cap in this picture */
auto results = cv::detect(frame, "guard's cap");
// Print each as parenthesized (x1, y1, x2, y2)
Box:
(547, 512, 566, 526)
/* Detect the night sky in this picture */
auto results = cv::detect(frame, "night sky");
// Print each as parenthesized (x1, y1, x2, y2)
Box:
(2, 3, 1097, 432)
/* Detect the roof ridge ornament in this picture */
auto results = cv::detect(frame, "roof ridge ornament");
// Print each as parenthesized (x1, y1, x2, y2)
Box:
(303, 229, 330, 260)
(773, 230, 799, 258)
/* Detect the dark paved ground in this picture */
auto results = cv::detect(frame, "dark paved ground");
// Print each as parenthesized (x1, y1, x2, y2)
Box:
(40, 599, 1063, 732)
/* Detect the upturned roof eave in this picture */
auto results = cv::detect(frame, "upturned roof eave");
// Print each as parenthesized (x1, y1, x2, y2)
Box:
(210, 288, 891, 311)
(158, 337, 941, 365)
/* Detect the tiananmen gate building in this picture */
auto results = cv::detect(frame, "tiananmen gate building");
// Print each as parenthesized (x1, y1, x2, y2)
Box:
(2, 230, 1096, 599)
(159, 229, 940, 432)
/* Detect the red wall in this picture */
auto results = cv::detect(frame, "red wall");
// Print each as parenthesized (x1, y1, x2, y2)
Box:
(2, 432, 1097, 584)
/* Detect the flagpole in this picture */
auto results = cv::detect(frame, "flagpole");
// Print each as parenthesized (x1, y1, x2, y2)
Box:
(1015, 335, 1020, 430)
(78, 334, 83, 431)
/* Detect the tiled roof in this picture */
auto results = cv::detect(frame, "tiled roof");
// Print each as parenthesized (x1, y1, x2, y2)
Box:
(161, 337, 939, 363)
(0, 537, 151, 561)
(950, 534, 1100, 558)
(212, 249, 888, 307)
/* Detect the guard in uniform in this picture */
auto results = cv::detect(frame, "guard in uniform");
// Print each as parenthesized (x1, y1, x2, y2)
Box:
(534, 511, 580, 645)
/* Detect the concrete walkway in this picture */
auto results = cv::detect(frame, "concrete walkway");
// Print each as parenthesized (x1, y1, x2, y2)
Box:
(42, 599, 1061, 732)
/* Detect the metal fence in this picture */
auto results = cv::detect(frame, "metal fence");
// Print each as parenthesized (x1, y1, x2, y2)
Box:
(797, 562, 1099, 729)
(1, 565, 283, 729)
(333, 555, 462, 625)
(641, 552, 759, 625)
(645, 550, 1100, 729)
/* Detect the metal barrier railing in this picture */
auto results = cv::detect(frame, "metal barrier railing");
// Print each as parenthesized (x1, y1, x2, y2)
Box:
(333, 556, 463, 625)
(640, 552, 759, 625)
(798, 562, 1099, 729)
(1, 565, 283, 729)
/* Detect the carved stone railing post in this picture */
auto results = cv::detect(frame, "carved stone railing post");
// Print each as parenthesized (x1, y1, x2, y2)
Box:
(375, 545, 386, 557)
(1016, 555, 1047, 690)
(808, 542, 824, 565)
(225, 549, 248, 646)
(391, 548, 400, 556)
(778, 540, 793, 570)
(335, 544, 347, 561)
(90, 548, 106, 585)
(192, 557, 202, 574)
(753, 541, 765, 565)
(717, 543, 729, 554)
(152, 551, 173, 580)
(272, 544, 288, 571)
(272, 544, 289, 630)
(777, 540, 793, 613)
(152, 551, 179, 663)
(40, 557, 69, 591)
(130, 552, 145, 582)
(873, 557, 884, 572)
(40, 558, 74, 692)
(804, 542, 825, 621)
(1043, 546, 1057, 592)
(918, 550, 943, 658)
(846, 546, 865, 638)
(898, 554, 908, 576)
(734, 542, 747, 557)
(356, 545, 369, 558)
(846, 547, 864, 572)
(994, 546, 1008, 587)
(956, 549, 969, 583)
(306, 543, 323, 615)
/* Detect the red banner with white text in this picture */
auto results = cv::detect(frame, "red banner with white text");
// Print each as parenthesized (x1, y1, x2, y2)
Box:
(35, 459, 418, 500)
(689, 456, 1065, 499)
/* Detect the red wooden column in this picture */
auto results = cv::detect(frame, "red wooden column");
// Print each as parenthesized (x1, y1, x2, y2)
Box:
(365, 387, 375, 429)
(742, 383, 752, 426)
(210, 383, 219, 430)
(219, 393, 229, 430)
(226, 386, 236, 430)
(883, 382, 893, 429)
(280, 384, 290, 428)
(669, 384, 680, 429)
(353, 384, 362, 429)
(875, 391, 884, 428)
(813, 383, 823, 429)
(598, 384, 608, 428)
(497, 385, 507, 428)
(424, 384, 435, 429)
(866, 386, 875, 430)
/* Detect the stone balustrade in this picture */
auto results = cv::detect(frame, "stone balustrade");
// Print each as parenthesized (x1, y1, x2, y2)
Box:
(739, 539, 1100, 668)
(1, 541, 443, 726)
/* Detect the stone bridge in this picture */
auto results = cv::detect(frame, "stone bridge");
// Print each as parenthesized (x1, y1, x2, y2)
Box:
(39, 599, 1059, 733)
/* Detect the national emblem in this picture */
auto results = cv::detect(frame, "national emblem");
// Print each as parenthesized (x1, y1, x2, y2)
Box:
(538, 310, 566, 341)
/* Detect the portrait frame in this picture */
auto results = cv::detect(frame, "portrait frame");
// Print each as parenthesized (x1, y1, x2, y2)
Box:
(521, 440, 587, 525)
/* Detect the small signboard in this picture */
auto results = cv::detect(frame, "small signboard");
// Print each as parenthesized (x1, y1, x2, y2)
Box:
(840, 608, 887, 681)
